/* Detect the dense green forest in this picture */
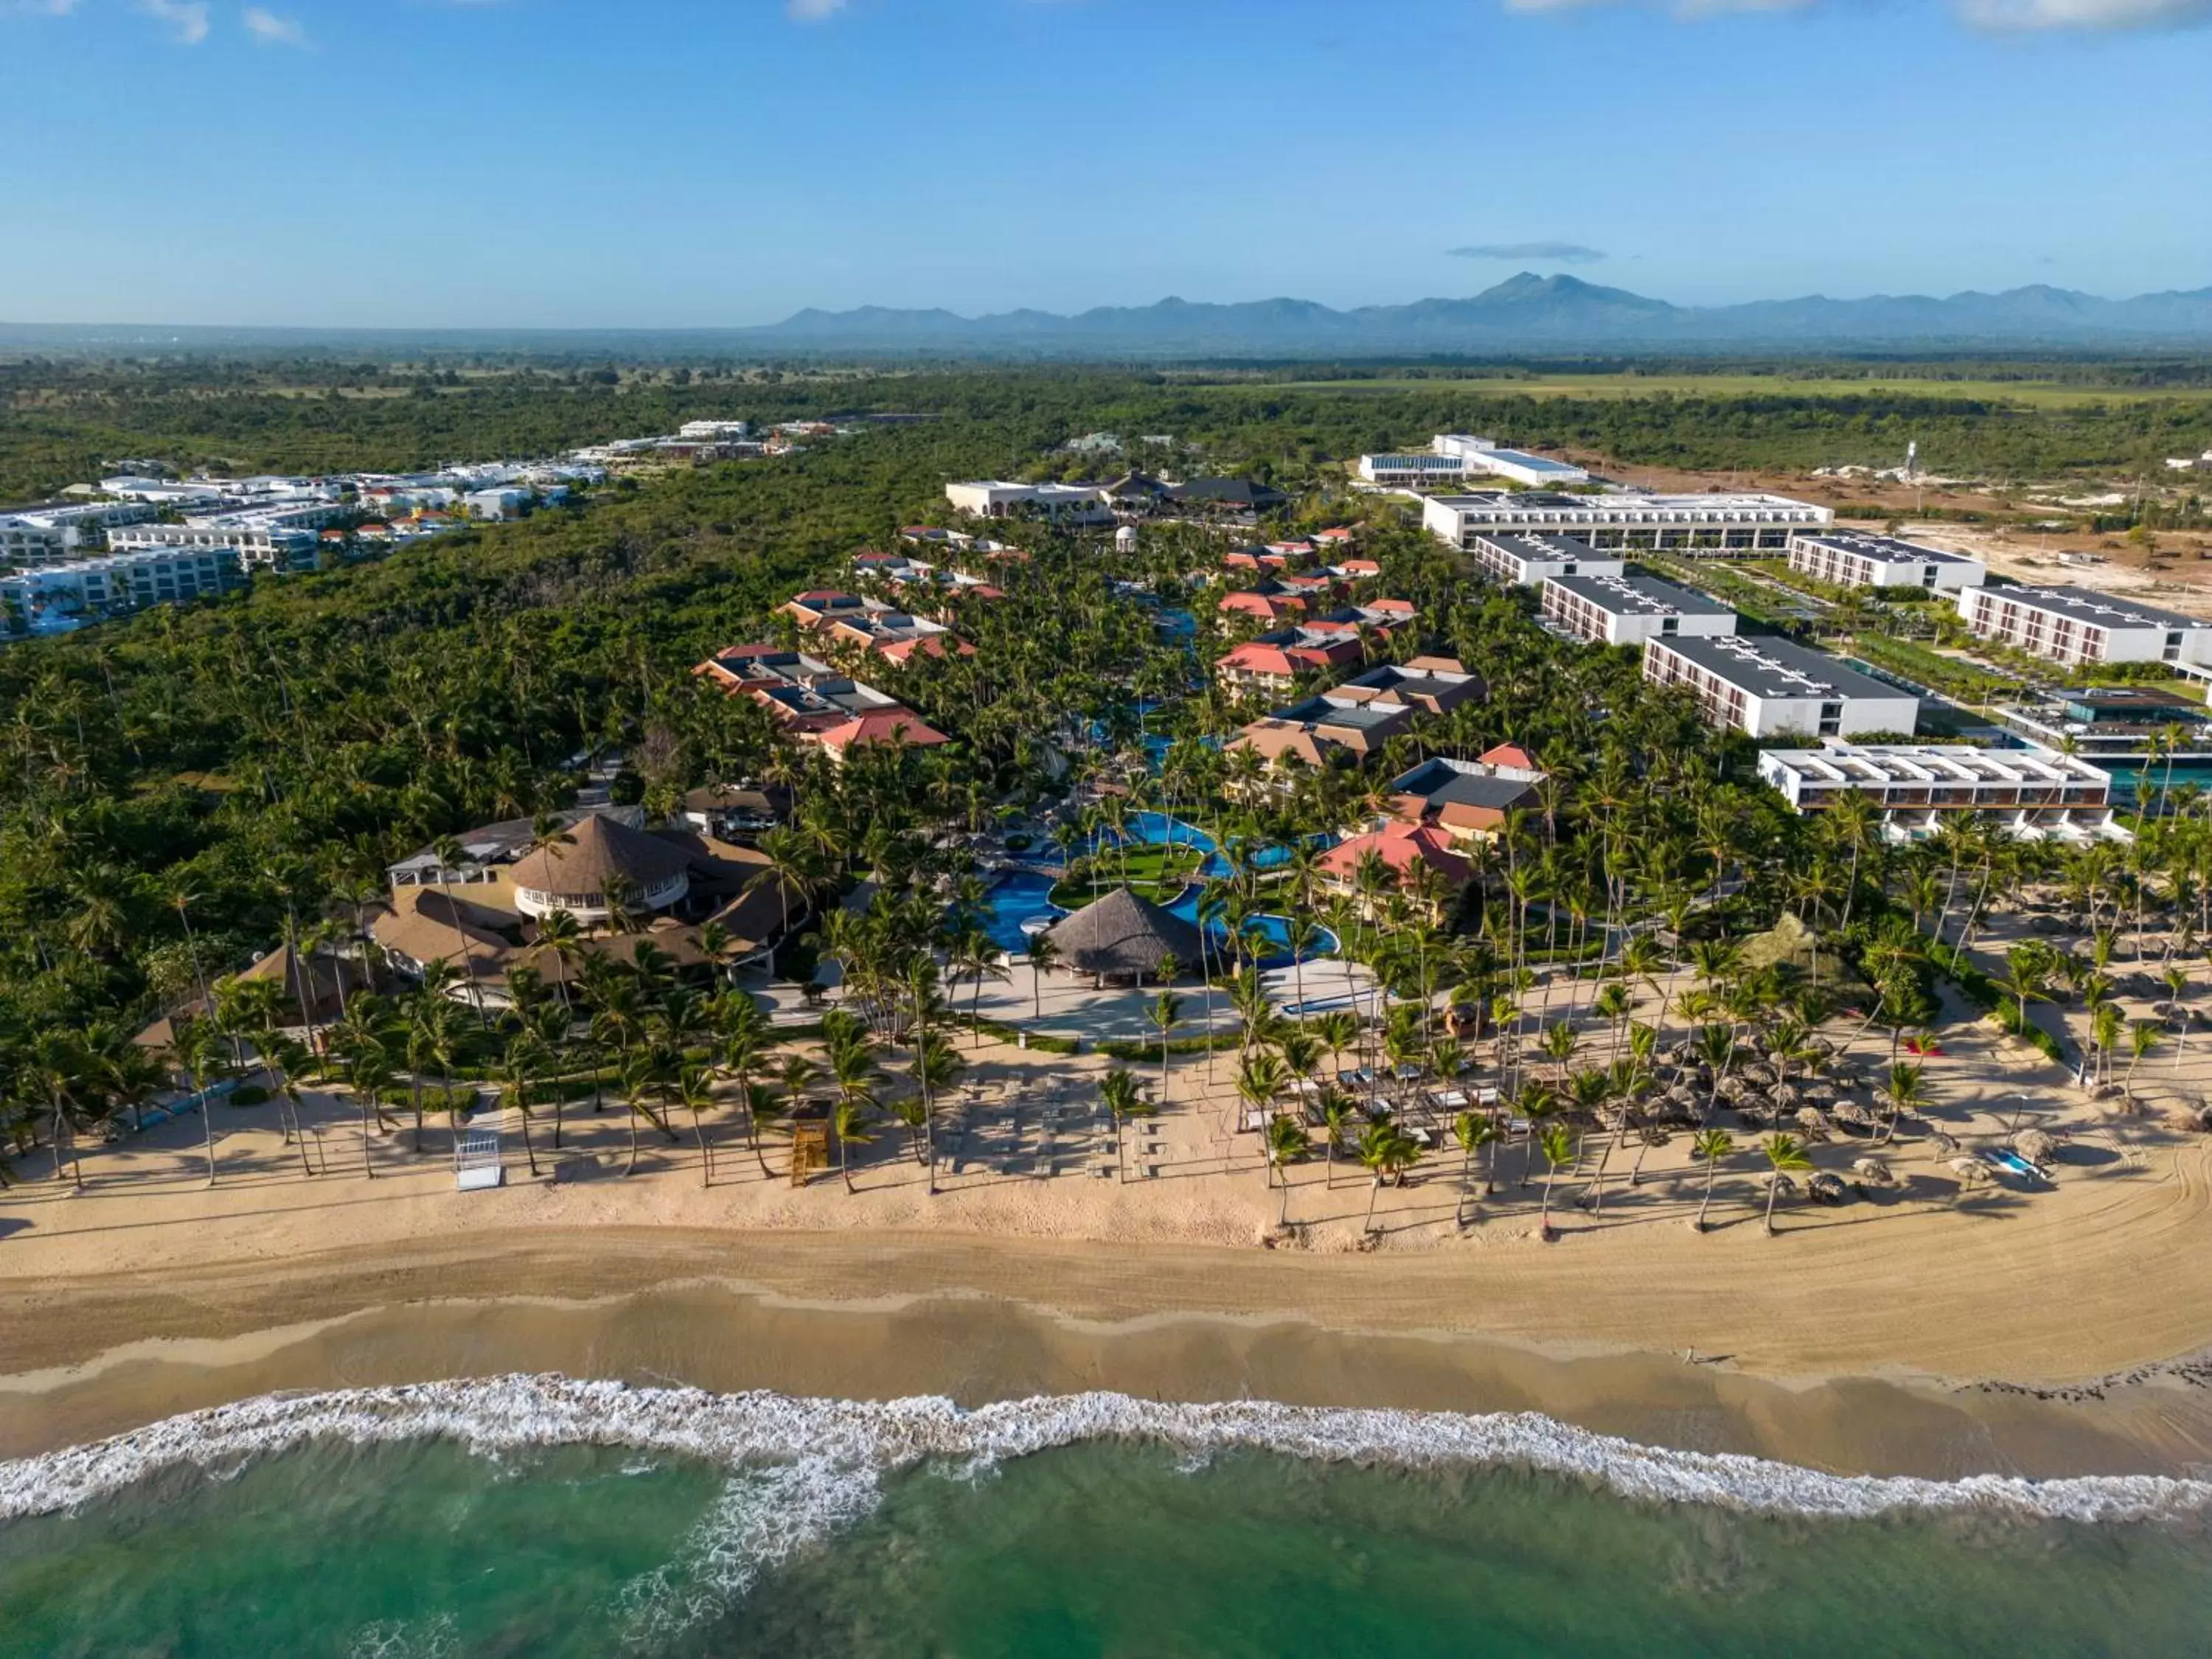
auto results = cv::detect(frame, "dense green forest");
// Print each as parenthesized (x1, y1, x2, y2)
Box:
(7, 358, 2211, 504)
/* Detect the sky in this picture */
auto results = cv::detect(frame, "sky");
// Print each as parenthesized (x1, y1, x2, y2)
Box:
(1, 0, 2208, 328)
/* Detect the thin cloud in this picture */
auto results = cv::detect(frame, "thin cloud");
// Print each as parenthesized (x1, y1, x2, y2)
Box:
(1506, 0, 2208, 24)
(1961, 0, 2212, 27)
(137, 0, 210, 41)
(1449, 241, 1608, 264)
(2, 1, 84, 15)
(243, 6, 307, 45)
(787, 0, 849, 17)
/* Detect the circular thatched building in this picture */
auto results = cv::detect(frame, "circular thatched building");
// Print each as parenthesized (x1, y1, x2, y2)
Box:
(1042, 887, 1205, 986)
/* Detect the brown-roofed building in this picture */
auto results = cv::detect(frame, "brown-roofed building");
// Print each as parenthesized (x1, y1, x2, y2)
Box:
(1317, 822, 1472, 919)
(1385, 748, 1547, 845)
(1329, 656, 1484, 717)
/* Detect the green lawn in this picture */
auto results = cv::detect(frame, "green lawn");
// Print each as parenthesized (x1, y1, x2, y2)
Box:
(1048, 844, 1205, 909)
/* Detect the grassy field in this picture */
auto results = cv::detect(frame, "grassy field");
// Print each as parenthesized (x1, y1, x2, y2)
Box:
(1255, 375, 2212, 409)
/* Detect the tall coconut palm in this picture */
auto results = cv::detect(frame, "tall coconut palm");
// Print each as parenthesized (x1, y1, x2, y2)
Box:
(674, 1064, 719, 1187)
(1452, 1110, 1502, 1224)
(1355, 1117, 1418, 1235)
(1691, 1127, 1735, 1232)
(1535, 1121, 1576, 1242)
(1147, 988, 1186, 1104)
(1761, 1133, 1813, 1236)
(1265, 1113, 1309, 1225)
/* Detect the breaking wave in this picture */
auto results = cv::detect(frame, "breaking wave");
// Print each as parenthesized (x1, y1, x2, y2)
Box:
(4, 1374, 2208, 1542)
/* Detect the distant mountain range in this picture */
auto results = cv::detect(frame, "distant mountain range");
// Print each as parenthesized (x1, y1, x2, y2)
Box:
(8, 275, 2211, 358)
(734, 276, 2212, 355)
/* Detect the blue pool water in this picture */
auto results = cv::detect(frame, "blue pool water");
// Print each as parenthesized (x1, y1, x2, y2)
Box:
(972, 813, 1340, 967)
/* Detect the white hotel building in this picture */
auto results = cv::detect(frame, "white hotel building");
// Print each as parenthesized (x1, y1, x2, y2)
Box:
(1, 546, 244, 636)
(1358, 434, 1589, 490)
(1954, 584, 2212, 669)
(1787, 531, 1986, 593)
(1425, 490, 1831, 556)
(1466, 532, 1624, 587)
(944, 481, 1114, 526)
(1757, 743, 2124, 842)
(1644, 634, 1919, 740)
(0, 499, 159, 567)
(1540, 571, 1736, 647)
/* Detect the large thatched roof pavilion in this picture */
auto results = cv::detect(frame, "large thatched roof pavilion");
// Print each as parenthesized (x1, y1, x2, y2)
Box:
(1042, 887, 1205, 985)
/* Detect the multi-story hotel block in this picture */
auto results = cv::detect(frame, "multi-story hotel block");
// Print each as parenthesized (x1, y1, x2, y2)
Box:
(1465, 532, 1624, 587)
(1757, 743, 2124, 841)
(1426, 491, 1832, 556)
(1786, 532, 1986, 593)
(1644, 635, 1919, 740)
(1954, 584, 2212, 669)
(1540, 572, 1736, 647)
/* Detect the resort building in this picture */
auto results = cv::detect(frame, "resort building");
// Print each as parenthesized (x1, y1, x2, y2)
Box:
(1457, 448, 1590, 487)
(1358, 453, 1470, 489)
(1756, 743, 2126, 842)
(107, 520, 319, 571)
(1215, 627, 1369, 695)
(943, 481, 1114, 526)
(1425, 491, 1832, 556)
(1991, 685, 2212, 764)
(1786, 531, 1986, 593)
(0, 498, 159, 566)
(0, 546, 246, 636)
(1466, 532, 1624, 588)
(376, 809, 800, 1004)
(1228, 695, 1414, 775)
(1953, 584, 2212, 669)
(1385, 746, 1547, 845)
(692, 644, 949, 757)
(1329, 656, 1484, 716)
(1540, 572, 1736, 647)
(1643, 635, 1919, 740)
(1217, 588, 1315, 626)
(1357, 437, 1586, 491)
(1317, 822, 1471, 919)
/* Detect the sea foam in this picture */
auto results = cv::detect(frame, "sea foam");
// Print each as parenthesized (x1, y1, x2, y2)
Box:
(2, 1374, 2208, 1537)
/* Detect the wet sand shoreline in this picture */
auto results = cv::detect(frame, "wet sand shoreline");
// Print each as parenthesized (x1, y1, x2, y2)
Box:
(6, 1228, 2212, 1483)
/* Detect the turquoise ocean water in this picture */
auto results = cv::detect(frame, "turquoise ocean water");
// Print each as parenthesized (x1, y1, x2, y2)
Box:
(4, 1379, 2211, 1658)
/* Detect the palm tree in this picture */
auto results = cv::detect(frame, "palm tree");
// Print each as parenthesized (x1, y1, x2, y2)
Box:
(830, 1095, 875, 1194)
(1452, 1110, 1501, 1225)
(1535, 1121, 1575, 1241)
(674, 1064, 719, 1187)
(1099, 1068, 1148, 1183)
(1147, 988, 1186, 1102)
(178, 1017, 232, 1188)
(1237, 1049, 1286, 1147)
(1026, 930, 1060, 1023)
(744, 1081, 787, 1179)
(1691, 1127, 1734, 1233)
(1317, 1085, 1355, 1189)
(1354, 1117, 1416, 1235)
(1265, 1113, 1309, 1226)
(495, 1034, 546, 1179)
(1761, 1133, 1813, 1236)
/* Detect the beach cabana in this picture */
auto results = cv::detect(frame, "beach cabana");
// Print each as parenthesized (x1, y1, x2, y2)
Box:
(1042, 888, 1205, 987)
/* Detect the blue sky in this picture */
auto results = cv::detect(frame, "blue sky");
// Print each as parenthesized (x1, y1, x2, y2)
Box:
(2, 0, 2207, 327)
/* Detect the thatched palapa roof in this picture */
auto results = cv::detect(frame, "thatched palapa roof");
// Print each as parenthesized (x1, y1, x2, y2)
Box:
(507, 814, 691, 895)
(1043, 887, 1204, 981)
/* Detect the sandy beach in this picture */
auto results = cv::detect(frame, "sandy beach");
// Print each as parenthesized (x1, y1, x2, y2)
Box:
(7, 964, 2212, 1480)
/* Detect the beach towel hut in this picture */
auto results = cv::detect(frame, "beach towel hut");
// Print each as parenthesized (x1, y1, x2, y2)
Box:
(1042, 888, 1206, 987)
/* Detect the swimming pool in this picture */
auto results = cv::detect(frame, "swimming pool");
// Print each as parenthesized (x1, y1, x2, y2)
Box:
(971, 810, 1341, 968)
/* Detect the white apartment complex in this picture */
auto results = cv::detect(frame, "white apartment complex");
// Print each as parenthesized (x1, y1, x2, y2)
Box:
(1358, 453, 1470, 487)
(1, 546, 244, 636)
(1466, 532, 1624, 587)
(1787, 531, 1986, 593)
(1357, 434, 1587, 490)
(1425, 490, 1832, 555)
(1644, 634, 1919, 740)
(1757, 743, 2124, 841)
(1540, 572, 1736, 647)
(1954, 584, 2212, 669)
(944, 481, 1114, 525)
(108, 521, 319, 570)
(0, 500, 160, 566)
